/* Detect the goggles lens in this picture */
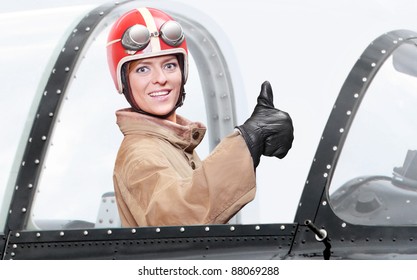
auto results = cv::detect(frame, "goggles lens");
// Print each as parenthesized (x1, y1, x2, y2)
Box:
(121, 21, 184, 51)
(121, 24, 150, 51)
(160, 21, 184, 47)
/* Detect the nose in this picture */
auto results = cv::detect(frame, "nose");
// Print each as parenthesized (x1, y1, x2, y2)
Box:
(151, 67, 167, 85)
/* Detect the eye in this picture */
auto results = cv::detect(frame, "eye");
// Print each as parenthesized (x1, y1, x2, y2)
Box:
(164, 62, 178, 71)
(135, 66, 149, 74)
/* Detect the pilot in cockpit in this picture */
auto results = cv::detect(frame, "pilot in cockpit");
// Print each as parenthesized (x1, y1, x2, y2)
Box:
(106, 7, 294, 227)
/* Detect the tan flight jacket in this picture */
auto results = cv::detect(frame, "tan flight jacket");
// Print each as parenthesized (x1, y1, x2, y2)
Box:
(113, 108, 256, 227)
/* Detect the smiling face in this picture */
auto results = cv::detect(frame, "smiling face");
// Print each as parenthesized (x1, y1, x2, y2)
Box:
(127, 55, 182, 122)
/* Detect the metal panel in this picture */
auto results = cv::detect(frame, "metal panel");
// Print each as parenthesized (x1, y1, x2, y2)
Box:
(3, 223, 296, 259)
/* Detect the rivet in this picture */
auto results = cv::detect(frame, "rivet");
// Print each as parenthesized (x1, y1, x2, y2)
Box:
(15, 233, 20, 238)
(60, 232, 65, 236)
(65, 67, 70, 72)
(21, 161, 25, 166)
(354, 93, 359, 98)
(131, 229, 136, 234)
(230, 226, 235, 231)
(339, 128, 344, 133)
(56, 89, 61, 94)
(341, 223, 347, 228)
(22, 208, 27, 213)
(99, 11, 104, 16)
(393, 40, 398, 44)
(11, 252, 15, 257)
(381, 49, 386, 54)
(52, 68, 56, 74)
(323, 173, 328, 178)
(280, 225, 285, 230)
(61, 47, 66, 52)
(85, 27, 91, 32)
(371, 62, 376, 67)
(28, 137, 32, 142)
(346, 110, 352, 115)
(322, 201, 327, 206)
(333, 146, 338, 151)
(49, 112, 54, 117)
(15, 186, 18, 190)
(73, 28, 78, 33)
(205, 227, 210, 232)
(36, 233, 41, 238)
(74, 46, 80, 51)
(255, 225, 260, 231)
(42, 136, 47, 141)
(326, 164, 331, 169)
(107, 230, 112, 235)
(180, 227, 185, 232)
(13, 244, 17, 249)
(156, 228, 161, 233)
(362, 77, 367, 82)
(28, 184, 33, 189)
(83, 230, 88, 236)
(35, 159, 40, 164)
(43, 91, 48, 96)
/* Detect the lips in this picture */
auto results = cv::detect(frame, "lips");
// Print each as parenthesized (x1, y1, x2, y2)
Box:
(149, 90, 170, 97)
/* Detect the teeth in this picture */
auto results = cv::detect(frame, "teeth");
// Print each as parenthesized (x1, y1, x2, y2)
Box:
(149, 91, 169, 97)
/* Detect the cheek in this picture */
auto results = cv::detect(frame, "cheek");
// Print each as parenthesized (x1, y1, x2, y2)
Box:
(172, 72, 183, 89)
(128, 76, 146, 95)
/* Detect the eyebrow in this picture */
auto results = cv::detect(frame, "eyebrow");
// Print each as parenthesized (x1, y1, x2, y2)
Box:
(140, 56, 177, 65)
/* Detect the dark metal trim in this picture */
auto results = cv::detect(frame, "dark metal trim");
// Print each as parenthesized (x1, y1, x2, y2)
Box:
(0, 234, 5, 259)
(3, 223, 297, 259)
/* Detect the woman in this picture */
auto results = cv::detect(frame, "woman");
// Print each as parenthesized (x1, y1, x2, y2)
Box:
(106, 7, 294, 227)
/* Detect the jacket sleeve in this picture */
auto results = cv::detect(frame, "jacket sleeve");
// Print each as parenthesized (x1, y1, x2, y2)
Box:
(113, 131, 256, 227)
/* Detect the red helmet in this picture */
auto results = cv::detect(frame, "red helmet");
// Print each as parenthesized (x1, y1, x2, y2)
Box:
(107, 7, 189, 94)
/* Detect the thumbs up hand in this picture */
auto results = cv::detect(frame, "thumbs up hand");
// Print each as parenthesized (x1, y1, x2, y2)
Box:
(236, 81, 294, 168)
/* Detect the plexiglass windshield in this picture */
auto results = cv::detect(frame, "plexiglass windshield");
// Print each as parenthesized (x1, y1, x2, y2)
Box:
(27, 25, 209, 230)
(330, 42, 417, 225)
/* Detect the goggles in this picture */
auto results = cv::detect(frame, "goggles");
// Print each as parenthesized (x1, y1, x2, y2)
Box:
(121, 20, 185, 51)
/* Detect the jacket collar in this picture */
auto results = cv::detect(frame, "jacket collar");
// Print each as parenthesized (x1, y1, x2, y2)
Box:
(116, 108, 206, 152)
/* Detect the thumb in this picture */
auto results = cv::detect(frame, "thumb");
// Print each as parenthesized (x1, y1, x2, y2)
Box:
(257, 81, 275, 108)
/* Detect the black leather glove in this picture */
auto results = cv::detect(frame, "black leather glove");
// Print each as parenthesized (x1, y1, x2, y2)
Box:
(236, 81, 294, 168)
